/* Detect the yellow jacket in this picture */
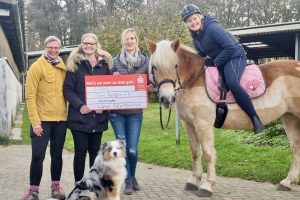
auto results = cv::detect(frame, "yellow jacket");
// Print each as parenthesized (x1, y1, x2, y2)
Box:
(25, 55, 67, 126)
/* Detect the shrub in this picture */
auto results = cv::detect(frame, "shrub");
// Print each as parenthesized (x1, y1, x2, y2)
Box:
(0, 135, 10, 145)
(241, 118, 289, 150)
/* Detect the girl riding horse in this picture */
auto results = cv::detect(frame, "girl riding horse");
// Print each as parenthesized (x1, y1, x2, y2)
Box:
(181, 4, 264, 133)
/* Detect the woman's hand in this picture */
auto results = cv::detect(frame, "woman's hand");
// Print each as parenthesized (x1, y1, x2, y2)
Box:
(147, 84, 155, 92)
(32, 124, 43, 136)
(204, 57, 214, 66)
(95, 109, 103, 114)
(113, 71, 120, 75)
(80, 105, 91, 114)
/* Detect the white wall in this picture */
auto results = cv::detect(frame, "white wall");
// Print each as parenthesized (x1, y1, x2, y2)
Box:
(0, 58, 22, 136)
(0, 25, 21, 81)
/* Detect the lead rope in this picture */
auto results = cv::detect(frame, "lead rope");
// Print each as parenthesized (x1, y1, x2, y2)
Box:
(159, 103, 172, 130)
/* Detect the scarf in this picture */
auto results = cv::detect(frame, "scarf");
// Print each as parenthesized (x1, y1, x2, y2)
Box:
(119, 49, 143, 71)
(44, 53, 62, 65)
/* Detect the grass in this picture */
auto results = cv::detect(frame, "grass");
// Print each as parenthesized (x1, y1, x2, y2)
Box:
(15, 103, 291, 184)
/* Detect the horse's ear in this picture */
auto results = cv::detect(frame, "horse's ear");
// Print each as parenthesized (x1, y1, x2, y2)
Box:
(145, 38, 156, 53)
(171, 39, 180, 52)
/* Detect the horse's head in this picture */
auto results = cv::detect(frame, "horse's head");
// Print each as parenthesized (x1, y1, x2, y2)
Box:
(146, 39, 181, 108)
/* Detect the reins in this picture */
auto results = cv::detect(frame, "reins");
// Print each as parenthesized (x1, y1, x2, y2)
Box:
(159, 103, 172, 130)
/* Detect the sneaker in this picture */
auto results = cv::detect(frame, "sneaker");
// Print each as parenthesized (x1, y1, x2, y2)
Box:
(124, 180, 133, 195)
(23, 189, 39, 200)
(132, 177, 141, 191)
(51, 184, 66, 200)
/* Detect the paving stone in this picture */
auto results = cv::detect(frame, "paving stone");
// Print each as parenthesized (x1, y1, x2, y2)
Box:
(2, 103, 300, 199)
(1, 145, 300, 200)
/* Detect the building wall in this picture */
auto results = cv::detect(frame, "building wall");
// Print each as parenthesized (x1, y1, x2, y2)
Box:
(0, 25, 21, 81)
(0, 58, 22, 136)
(0, 26, 22, 136)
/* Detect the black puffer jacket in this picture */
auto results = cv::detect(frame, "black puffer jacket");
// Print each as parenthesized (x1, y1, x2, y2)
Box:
(63, 51, 112, 133)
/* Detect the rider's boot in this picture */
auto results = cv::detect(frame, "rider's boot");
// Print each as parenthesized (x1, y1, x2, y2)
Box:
(251, 115, 264, 134)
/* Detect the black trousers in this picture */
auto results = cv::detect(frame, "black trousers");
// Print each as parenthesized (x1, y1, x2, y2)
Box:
(29, 121, 67, 186)
(71, 130, 103, 182)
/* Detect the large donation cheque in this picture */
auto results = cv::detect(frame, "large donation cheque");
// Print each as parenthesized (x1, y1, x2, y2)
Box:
(85, 74, 148, 110)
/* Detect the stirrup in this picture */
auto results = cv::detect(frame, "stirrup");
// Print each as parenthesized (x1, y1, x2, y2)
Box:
(214, 102, 228, 128)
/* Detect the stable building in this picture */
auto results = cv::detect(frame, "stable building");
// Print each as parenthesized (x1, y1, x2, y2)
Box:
(229, 21, 300, 63)
(0, 0, 25, 136)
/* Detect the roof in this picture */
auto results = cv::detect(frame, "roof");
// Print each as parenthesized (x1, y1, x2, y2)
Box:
(25, 46, 79, 59)
(229, 21, 300, 60)
(0, 0, 25, 71)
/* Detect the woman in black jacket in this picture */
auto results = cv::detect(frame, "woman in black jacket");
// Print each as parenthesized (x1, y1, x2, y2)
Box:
(63, 33, 112, 182)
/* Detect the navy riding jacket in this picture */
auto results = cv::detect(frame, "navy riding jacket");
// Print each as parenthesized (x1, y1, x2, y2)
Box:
(191, 15, 244, 67)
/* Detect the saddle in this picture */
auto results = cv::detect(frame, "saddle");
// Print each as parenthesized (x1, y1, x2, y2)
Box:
(205, 64, 266, 103)
(205, 64, 266, 128)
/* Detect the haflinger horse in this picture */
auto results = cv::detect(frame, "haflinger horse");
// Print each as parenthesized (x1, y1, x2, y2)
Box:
(146, 39, 300, 197)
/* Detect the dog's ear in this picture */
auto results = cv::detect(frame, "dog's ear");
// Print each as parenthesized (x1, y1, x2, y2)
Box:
(100, 141, 109, 152)
(117, 139, 126, 148)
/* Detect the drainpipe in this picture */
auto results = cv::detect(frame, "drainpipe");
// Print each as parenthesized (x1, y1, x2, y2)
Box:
(296, 33, 299, 60)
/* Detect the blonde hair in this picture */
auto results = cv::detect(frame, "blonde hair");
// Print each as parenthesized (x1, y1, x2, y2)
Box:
(66, 33, 113, 72)
(121, 28, 139, 50)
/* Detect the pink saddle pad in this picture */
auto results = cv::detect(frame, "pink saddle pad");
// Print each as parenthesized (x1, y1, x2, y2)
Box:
(205, 64, 266, 103)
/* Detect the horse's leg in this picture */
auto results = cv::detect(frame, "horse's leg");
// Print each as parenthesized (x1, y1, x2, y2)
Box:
(194, 123, 216, 197)
(182, 121, 203, 191)
(278, 113, 300, 191)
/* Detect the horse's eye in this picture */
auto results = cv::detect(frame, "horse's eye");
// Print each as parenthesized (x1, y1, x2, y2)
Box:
(152, 65, 157, 71)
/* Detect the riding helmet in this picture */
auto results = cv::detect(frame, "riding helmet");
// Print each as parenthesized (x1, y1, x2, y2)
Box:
(181, 4, 201, 22)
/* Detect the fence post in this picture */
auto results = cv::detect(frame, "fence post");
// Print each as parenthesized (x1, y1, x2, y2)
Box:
(176, 109, 180, 144)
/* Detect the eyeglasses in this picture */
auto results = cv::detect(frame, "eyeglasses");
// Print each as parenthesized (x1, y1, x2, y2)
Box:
(46, 47, 60, 50)
(82, 42, 97, 46)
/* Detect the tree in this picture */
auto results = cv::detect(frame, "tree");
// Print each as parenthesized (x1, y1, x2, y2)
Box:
(26, 0, 300, 52)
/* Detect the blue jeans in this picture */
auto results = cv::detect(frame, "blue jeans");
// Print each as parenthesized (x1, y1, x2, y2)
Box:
(109, 113, 143, 181)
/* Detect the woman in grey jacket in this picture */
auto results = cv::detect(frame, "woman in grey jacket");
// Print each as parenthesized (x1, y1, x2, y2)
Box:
(109, 28, 152, 195)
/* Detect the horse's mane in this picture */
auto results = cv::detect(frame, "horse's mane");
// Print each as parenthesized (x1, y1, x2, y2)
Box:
(150, 40, 205, 88)
(150, 40, 178, 71)
(179, 43, 196, 54)
(177, 44, 203, 67)
(151, 40, 203, 71)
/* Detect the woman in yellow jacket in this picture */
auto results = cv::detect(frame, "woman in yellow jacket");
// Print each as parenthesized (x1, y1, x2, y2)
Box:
(23, 36, 67, 200)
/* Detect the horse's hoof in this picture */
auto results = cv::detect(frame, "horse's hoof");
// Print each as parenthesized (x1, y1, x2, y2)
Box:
(277, 184, 291, 191)
(196, 189, 213, 197)
(185, 183, 198, 191)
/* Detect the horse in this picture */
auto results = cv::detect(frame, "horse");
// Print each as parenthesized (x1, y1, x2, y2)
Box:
(146, 39, 300, 197)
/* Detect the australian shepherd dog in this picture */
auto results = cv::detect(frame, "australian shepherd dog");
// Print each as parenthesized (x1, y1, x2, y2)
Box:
(67, 140, 127, 200)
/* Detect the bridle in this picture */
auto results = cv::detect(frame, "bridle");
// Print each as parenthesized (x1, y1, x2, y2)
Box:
(151, 63, 206, 130)
(151, 64, 179, 130)
(151, 64, 183, 94)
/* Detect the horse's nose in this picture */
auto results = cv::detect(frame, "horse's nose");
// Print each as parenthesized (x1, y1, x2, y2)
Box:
(160, 95, 175, 108)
